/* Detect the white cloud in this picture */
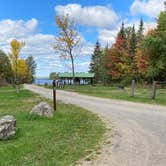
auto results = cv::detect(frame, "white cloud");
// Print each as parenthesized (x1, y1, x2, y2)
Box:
(98, 20, 157, 47)
(124, 19, 157, 34)
(0, 18, 93, 77)
(55, 3, 118, 28)
(130, 0, 165, 17)
(0, 19, 38, 41)
(98, 29, 119, 46)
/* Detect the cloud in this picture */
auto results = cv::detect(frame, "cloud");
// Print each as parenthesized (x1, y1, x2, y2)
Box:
(0, 18, 93, 76)
(130, 0, 165, 17)
(98, 20, 157, 47)
(0, 18, 38, 41)
(124, 19, 157, 34)
(98, 29, 119, 46)
(55, 3, 118, 28)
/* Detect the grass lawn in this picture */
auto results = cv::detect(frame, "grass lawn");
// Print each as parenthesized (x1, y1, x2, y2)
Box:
(52, 85, 166, 106)
(0, 86, 105, 166)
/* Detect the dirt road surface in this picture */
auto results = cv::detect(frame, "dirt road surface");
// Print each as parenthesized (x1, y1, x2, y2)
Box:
(24, 84, 166, 166)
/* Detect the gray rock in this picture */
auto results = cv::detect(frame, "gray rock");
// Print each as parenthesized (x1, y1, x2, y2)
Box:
(0, 115, 16, 140)
(31, 102, 54, 118)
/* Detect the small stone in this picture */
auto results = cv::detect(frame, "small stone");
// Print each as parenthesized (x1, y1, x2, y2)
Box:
(0, 115, 16, 140)
(31, 102, 54, 118)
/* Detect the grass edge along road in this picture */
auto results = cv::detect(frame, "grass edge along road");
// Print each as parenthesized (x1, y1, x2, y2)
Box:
(43, 85, 166, 106)
(0, 86, 106, 166)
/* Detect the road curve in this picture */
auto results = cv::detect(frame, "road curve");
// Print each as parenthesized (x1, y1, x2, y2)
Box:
(24, 84, 166, 166)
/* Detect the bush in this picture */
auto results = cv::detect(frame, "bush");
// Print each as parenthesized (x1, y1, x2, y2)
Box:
(121, 76, 134, 86)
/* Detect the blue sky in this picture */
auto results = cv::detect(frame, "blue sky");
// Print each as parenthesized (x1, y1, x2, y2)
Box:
(0, 0, 164, 77)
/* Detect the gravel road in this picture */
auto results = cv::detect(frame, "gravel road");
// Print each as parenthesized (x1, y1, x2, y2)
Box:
(24, 84, 166, 166)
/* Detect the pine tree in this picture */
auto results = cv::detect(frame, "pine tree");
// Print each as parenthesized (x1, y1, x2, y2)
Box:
(134, 19, 146, 82)
(128, 25, 137, 77)
(130, 25, 137, 57)
(26, 55, 37, 83)
(101, 44, 110, 84)
(119, 22, 126, 39)
(119, 22, 127, 49)
(89, 41, 103, 83)
(137, 18, 144, 46)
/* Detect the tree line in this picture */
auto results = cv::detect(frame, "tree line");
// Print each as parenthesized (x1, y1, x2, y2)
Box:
(90, 4, 166, 85)
(0, 39, 36, 92)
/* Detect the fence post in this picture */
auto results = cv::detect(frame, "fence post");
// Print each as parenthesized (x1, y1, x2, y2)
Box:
(53, 80, 56, 111)
(130, 80, 135, 97)
(151, 81, 157, 99)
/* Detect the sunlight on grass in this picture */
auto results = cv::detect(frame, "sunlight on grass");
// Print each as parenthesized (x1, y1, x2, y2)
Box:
(0, 86, 105, 166)
(60, 85, 166, 105)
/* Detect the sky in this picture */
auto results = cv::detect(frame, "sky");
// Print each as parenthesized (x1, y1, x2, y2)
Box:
(0, 0, 165, 77)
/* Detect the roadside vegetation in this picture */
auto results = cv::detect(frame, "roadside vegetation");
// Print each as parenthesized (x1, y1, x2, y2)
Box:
(0, 86, 105, 166)
(52, 85, 166, 106)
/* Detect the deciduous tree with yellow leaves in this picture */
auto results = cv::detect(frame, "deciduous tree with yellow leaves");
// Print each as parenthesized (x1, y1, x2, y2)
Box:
(9, 39, 25, 93)
(54, 14, 80, 83)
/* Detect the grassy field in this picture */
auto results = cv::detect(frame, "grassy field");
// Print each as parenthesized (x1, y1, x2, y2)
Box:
(0, 86, 105, 166)
(53, 85, 166, 106)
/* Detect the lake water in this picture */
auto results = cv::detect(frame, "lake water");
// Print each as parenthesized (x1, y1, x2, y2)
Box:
(35, 78, 89, 85)
(35, 78, 53, 85)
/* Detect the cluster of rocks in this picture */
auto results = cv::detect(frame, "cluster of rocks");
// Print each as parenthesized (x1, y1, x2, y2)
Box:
(0, 102, 53, 140)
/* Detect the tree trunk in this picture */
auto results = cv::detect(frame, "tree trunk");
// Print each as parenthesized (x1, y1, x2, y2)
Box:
(15, 60, 19, 93)
(70, 50, 75, 85)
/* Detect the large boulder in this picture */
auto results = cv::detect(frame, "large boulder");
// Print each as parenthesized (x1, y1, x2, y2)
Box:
(31, 102, 54, 118)
(0, 115, 16, 140)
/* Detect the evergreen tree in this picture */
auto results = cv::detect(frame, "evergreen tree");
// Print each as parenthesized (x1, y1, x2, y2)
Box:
(130, 25, 137, 57)
(101, 44, 110, 84)
(137, 18, 144, 45)
(119, 22, 127, 49)
(0, 50, 12, 83)
(119, 22, 126, 39)
(89, 41, 103, 83)
(134, 19, 147, 82)
(26, 55, 37, 83)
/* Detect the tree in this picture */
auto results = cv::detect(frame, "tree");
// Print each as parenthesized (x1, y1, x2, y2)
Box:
(9, 39, 25, 93)
(157, 2, 166, 35)
(101, 44, 110, 84)
(134, 19, 148, 82)
(107, 34, 131, 80)
(54, 14, 80, 83)
(49, 72, 58, 80)
(17, 59, 29, 83)
(137, 18, 144, 45)
(119, 22, 126, 39)
(129, 25, 137, 76)
(0, 50, 12, 85)
(130, 25, 137, 57)
(143, 36, 166, 81)
(26, 55, 37, 83)
(142, 3, 166, 81)
(89, 41, 103, 83)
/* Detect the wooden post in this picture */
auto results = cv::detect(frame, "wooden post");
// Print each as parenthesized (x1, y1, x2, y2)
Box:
(130, 80, 135, 97)
(52, 80, 56, 111)
(151, 81, 157, 99)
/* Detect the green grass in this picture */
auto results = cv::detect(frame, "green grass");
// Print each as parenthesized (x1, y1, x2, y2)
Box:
(0, 86, 105, 166)
(53, 85, 166, 105)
